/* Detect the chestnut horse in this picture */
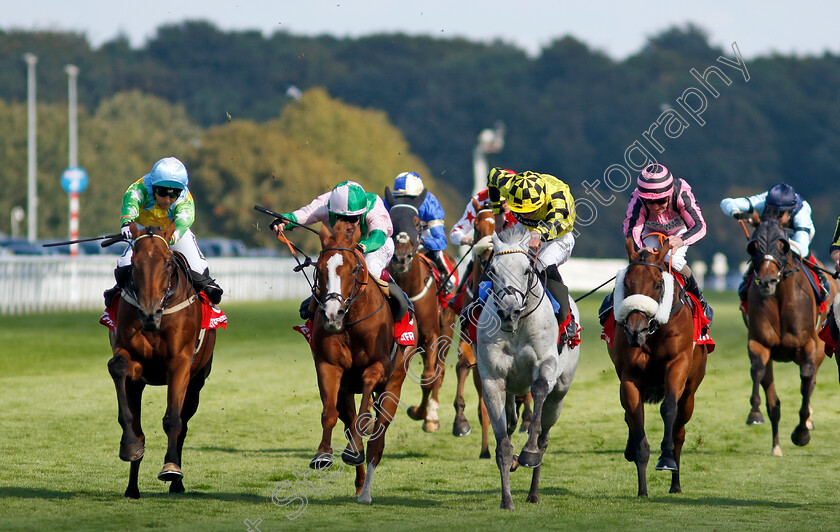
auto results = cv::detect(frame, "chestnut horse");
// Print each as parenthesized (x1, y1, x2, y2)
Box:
(308, 220, 413, 503)
(107, 226, 215, 499)
(607, 238, 707, 496)
(451, 199, 532, 458)
(742, 213, 836, 455)
(385, 187, 457, 433)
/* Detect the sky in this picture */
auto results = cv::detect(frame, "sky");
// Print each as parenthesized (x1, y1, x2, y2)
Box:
(2, 0, 839, 60)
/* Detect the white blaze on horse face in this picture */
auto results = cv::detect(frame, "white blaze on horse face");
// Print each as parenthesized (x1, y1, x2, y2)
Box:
(324, 253, 344, 319)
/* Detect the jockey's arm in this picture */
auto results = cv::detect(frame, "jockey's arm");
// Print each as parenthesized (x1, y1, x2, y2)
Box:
(789, 202, 815, 257)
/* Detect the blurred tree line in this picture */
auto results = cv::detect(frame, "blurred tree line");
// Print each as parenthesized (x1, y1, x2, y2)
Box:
(0, 22, 838, 262)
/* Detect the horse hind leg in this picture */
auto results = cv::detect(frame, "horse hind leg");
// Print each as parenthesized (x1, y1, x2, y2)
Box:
(452, 342, 473, 437)
(518, 356, 558, 469)
(518, 393, 533, 433)
(123, 379, 146, 499)
(166, 362, 211, 494)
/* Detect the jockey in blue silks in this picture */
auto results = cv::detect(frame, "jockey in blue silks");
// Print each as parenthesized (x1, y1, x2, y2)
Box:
(385, 171, 456, 293)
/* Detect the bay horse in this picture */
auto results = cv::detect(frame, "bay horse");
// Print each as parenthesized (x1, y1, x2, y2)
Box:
(385, 187, 457, 433)
(475, 224, 580, 510)
(107, 225, 215, 499)
(742, 212, 836, 455)
(607, 238, 707, 496)
(451, 199, 531, 459)
(308, 220, 413, 503)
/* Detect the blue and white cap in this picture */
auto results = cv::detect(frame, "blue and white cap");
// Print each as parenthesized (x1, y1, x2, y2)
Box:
(392, 171, 425, 197)
(149, 157, 188, 189)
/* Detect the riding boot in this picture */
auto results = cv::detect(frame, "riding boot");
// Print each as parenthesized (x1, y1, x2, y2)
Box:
(104, 265, 131, 307)
(299, 296, 316, 320)
(385, 280, 412, 321)
(684, 273, 713, 333)
(190, 268, 224, 305)
(816, 268, 830, 305)
(427, 249, 456, 294)
(598, 292, 614, 326)
(738, 264, 754, 303)
(545, 265, 575, 344)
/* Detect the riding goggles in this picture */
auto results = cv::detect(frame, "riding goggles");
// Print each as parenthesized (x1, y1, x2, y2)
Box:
(154, 186, 182, 198)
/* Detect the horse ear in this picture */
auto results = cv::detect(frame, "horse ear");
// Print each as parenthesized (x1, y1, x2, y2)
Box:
(162, 222, 177, 244)
(779, 238, 790, 255)
(625, 237, 638, 261)
(412, 190, 428, 209)
(384, 186, 396, 209)
(654, 244, 670, 264)
(471, 197, 481, 211)
(413, 215, 421, 233)
(747, 239, 758, 256)
(319, 223, 332, 247)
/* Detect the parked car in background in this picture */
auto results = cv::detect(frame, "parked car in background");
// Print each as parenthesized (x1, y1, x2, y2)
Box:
(199, 238, 248, 258)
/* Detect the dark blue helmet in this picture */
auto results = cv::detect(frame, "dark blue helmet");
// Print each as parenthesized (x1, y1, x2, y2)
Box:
(766, 183, 798, 211)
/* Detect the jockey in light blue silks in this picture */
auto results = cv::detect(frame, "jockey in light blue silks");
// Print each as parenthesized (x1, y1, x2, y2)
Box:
(384, 171, 456, 293)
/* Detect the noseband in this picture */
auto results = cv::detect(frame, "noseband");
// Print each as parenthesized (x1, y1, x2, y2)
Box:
(617, 261, 679, 334)
(123, 233, 194, 313)
(491, 249, 545, 319)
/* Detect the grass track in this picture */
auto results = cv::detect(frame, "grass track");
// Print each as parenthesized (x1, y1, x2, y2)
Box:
(2, 293, 840, 530)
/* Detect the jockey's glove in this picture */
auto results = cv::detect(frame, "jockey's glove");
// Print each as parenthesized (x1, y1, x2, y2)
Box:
(121, 224, 133, 240)
(472, 235, 494, 256)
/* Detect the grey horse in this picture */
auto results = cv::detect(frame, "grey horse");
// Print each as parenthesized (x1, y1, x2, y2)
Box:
(474, 224, 580, 510)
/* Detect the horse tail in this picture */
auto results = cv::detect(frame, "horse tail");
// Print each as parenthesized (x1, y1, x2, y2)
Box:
(643, 385, 666, 404)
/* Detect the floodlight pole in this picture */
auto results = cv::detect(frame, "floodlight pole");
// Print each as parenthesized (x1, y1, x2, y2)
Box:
(24, 53, 38, 242)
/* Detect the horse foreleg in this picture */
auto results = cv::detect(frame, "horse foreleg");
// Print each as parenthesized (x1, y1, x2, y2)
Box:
(518, 356, 558, 469)
(657, 355, 690, 472)
(335, 389, 364, 495)
(123, 379, 146, 499)
(168, 362, 211, 494)
(754, 346, 782, 456)
(108, 354, 145, 465)
(483, 378, 515, 510)
(792, 346, 818, 446)
(747, 339, 769, 425)
(358, 349, 409, 504)
(313, 362, 343, 470)
(620, 378, 649, 497)
(160, 362, 191, 483)
(518, 393, 533, 433)
(670, 347, 707, 494)
(452, 342, 473, 437)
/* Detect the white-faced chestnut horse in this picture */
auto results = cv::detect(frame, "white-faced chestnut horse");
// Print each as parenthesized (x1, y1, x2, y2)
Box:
(308, 220, 413, 503)
(107, 226, 215, 499)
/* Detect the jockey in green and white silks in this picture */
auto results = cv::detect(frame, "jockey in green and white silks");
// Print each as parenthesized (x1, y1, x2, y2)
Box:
(110, 157, 223, 304)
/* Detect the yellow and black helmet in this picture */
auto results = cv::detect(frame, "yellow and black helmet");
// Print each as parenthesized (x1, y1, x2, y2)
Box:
(506, 171, 546, 213)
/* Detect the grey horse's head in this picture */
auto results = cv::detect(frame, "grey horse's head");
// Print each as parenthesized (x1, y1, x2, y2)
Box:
(487, 224, 535, 333)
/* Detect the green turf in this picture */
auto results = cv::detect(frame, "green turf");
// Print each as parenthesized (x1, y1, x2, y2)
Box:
(2, 293, 840, 531)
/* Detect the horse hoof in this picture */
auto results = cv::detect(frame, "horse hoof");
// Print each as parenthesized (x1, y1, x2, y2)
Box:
(510, 455, 519, 472)
(169, 480, 185, 494)
(452, 420, 471, 437)
(479, 449, 491, 459)
(309, 453, 334, 470)
(791, 426, 811, 447)
(406, 406, 423, 421)
(746, 412, 764, 425)
(771, 445, 783, 457)
(517, 449, 542, 469)
(357, 493, 372, 504)
(423, 420, 440, 433)
(655, 457, 678, 471)
(157, 462, 183, 482)
(119, 443, 145, 462)
(519, 421, 531, 434)
(124, 487, 140, 499)
(342, 448, 366, 467)
(526, 493, 540, 504)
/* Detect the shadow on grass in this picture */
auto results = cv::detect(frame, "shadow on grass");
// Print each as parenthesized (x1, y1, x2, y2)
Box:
(0, 486, 267, 503)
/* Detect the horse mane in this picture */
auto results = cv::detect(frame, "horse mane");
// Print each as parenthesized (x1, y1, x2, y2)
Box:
(496, 222, 530, 250)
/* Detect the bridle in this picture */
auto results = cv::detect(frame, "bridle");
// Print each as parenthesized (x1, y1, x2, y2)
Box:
(620, 260, 682, 335)
(315, 246, 383, 326)
(122, 233, 196, 314)
(490, 248, 546, 320)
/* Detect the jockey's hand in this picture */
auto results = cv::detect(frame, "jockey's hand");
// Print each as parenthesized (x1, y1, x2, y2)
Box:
(472, 235, 493, 255)
(460, 234, 474, 246)
(528, 231, 541, 257)
(832, 250, 840, 273)
(120, 224, 133, 240)
(501, 200, 511, 214)
(356, 243, 366, 253)
(270, 218, 286, 235)
(733, 211, 752, 221)
(667, 235, 684, 250)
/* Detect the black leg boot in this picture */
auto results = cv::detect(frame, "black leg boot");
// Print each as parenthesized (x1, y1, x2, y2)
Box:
(104, 265, 131, 306)
(738, 265, 754, 304)
(386, 281, 413, 321)
(684, 273, 713, 333)
(299, 296, 315, 320)
(427, 250, 456, 294)
(190, 268, 224, 305)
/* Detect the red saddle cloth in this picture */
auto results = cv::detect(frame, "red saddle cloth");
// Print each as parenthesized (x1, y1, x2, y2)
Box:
(600, 277, 714, 353)
(293, 311, 415, 347)
(819, 319, 836, 357)
(99, 291, 228, 332)
(418, 253, 459, 308)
